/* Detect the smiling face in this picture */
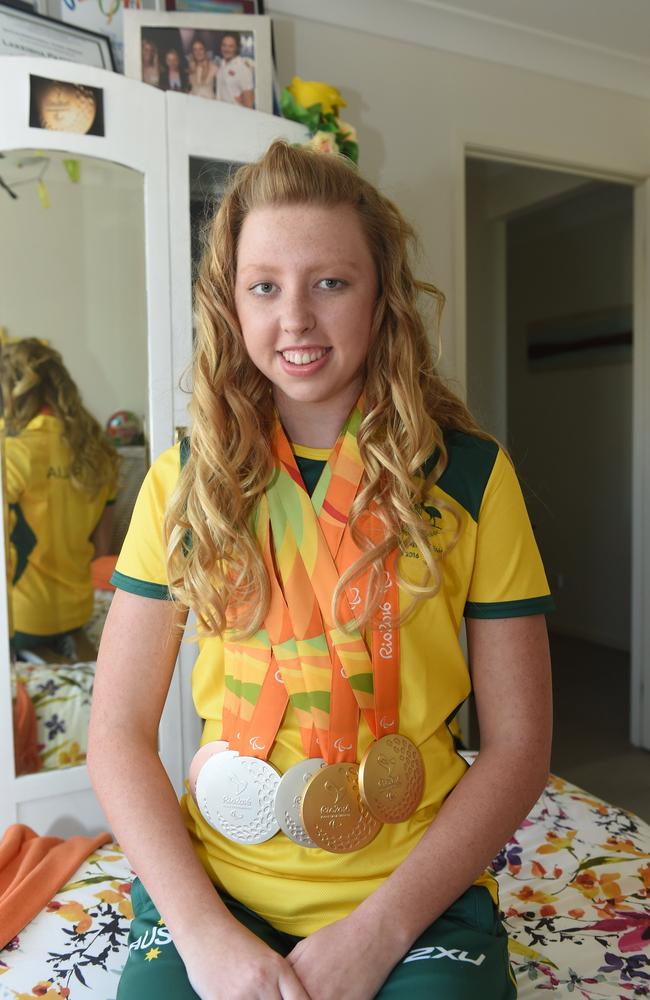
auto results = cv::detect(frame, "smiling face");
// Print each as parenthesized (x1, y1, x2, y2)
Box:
(142, 39, 156, 64)
(234, 203, 377, 444)
(221, 34, 238, 61)
(192, 40, 207, 62)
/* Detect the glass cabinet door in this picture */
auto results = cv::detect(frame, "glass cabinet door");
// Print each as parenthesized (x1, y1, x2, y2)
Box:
(166, 91, 308, 431)
(165, 92, 308, 770)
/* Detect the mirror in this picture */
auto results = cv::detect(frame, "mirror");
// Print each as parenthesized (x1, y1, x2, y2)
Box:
(0, 149, 148, 775)
(189, 155, 244, 276)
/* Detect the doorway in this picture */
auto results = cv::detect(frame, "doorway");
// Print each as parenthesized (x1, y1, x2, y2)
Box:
(465, 156, 650, 821)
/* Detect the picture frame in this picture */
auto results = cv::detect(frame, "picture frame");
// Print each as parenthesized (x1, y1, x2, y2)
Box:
(165, 1, 264, 13)
(123, 10, 271, 113)
(527, 305, 633, 371)
(0, 0, 114, 70)
(29, 73, 105, 135)
(51, 0, 152, 75)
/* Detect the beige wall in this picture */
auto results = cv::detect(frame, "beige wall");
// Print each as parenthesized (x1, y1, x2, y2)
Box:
(464, 163, 507, 439)
(270, 11, 650, 382)
(507, 185, 633, 650)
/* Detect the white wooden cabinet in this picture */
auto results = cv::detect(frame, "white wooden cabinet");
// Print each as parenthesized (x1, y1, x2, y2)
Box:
(0, 56, 306, 836)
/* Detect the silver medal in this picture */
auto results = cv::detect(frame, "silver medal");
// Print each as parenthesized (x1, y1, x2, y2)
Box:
(195, 752, 281, 845)
(274, 758, 327, 848)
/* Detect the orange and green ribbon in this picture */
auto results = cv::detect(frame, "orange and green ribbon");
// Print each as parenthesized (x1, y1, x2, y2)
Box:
(222, 405, 401, 764)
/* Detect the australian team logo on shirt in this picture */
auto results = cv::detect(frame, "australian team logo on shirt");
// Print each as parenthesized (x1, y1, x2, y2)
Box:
(401, 502, 443, 558)
(47, 464, 70, 480)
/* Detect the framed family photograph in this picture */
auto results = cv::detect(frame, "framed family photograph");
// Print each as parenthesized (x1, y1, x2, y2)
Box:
(123, 10, 272, 113)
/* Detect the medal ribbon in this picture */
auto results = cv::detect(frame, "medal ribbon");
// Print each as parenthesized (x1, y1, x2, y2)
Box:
(222, 495, 321, 761)
(220, 405, 401, 763)
(268, 406, 401, 747)
(264, 422, 360, 762)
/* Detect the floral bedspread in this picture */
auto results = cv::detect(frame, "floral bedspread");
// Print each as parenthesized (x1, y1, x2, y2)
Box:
(498, 773, 650, 997)
(11, 590, 113, 773)
(1, 772, 648, 999)
(11, 662, 95, 771)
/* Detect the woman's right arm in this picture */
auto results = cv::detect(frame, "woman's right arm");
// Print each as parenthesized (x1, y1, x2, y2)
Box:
(87, 589, 309, 1000)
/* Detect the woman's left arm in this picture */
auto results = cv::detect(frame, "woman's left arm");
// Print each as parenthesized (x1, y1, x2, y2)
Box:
(287, 614, 552, 999)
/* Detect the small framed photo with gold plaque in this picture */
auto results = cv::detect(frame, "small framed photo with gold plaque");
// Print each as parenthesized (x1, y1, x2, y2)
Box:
(29, 74, 105, 136)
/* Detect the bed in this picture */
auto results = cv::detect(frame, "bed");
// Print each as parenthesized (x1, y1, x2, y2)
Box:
(11, 588, 114, 776)
(1, 766, 648, 1000)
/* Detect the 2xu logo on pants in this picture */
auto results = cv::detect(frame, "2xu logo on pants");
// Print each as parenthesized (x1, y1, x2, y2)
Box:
(403, 946, 486, 966)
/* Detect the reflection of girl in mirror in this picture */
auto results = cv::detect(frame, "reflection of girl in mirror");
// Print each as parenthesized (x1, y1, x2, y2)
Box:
(91, 143, 552, 1000)
(1, 338, 119, 657)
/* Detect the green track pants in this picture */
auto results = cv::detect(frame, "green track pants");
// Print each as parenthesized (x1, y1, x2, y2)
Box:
(118, 877, 517, 999)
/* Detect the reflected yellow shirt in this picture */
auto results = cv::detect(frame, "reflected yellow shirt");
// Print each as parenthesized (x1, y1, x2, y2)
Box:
(113, 431, 553, 936)
(6, 414, 116, 637)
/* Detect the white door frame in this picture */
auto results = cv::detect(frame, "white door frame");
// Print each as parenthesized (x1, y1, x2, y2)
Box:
(454, 136, 649, 751)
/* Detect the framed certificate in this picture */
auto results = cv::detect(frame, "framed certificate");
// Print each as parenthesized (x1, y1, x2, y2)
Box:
(0, 0, 114, 69)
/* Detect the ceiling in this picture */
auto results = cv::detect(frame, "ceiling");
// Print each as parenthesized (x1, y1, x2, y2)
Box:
(271, 0, 650, 100)
(417, 0, 650, 62)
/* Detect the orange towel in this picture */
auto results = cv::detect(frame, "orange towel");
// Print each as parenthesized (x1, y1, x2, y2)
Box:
(12, 681, 41, 776)
(0, 824, 112, 947)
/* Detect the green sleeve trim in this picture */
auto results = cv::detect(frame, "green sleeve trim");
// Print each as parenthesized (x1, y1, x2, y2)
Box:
(464, 595, 555, 619)
(110, 569, 170, 600)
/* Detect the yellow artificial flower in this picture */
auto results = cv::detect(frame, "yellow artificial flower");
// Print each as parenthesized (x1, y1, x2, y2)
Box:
(309, 131, 339, 155)
(288, 77, 346, 115)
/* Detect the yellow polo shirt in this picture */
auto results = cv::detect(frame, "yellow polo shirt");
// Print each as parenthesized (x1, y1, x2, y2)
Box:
(5, 414, 117, 637)
(113, 430, 553, 935)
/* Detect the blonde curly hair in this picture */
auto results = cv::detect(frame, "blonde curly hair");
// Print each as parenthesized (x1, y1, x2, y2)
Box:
(1, 338, 119, 496)
(166, 140, 485, 637)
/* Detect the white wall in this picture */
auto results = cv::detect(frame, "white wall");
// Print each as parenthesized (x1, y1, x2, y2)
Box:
(270, 12, 650, 383)
(507, 184, 633, 650)
(0, 154, 148, 428)
(465, 161, 507, 440)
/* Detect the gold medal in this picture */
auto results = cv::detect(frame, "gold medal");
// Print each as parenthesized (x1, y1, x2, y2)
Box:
(301, 763, 381, 853)
(358, 734, 425, 823)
